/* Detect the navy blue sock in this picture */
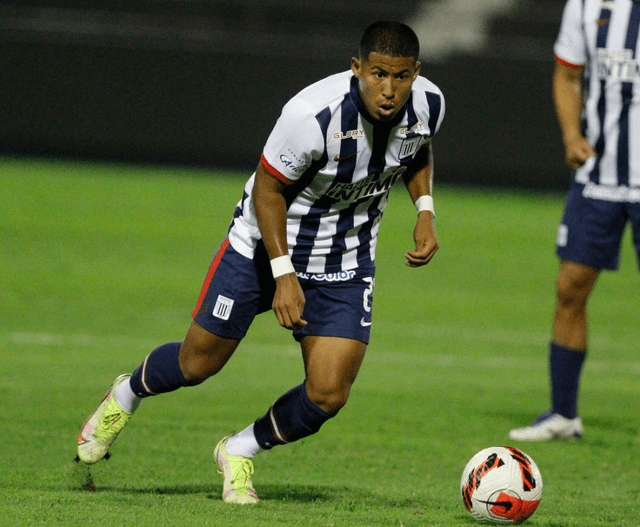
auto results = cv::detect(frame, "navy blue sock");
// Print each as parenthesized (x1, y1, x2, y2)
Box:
(129, 342, 191, 397)
(550, 342, 586, 419)
(253, 383, 337, 450)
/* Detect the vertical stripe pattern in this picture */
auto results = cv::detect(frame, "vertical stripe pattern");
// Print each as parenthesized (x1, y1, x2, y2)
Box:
(227, 70, 445, 273)
(557, 0, 640, 190)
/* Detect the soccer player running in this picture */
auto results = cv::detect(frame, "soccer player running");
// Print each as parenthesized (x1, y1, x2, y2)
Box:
(510, 0, 640, 441)
(77, 21, 445, 502)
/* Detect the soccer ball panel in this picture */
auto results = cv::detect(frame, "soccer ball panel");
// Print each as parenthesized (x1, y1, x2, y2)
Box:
(460, 446, 543, 524)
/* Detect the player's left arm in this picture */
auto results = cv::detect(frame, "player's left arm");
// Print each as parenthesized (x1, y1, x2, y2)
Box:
(402, 140, 439, 267)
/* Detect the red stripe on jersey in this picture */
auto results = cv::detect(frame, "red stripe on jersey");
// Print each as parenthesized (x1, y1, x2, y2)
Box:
(261, 153, 293, 184)
(554, 54, 583, 69)
(191, 237, 230, 318)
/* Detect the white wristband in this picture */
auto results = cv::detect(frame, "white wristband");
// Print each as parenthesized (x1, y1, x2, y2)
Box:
(270, 254, 295, 279)
(414, 195, 435, 217)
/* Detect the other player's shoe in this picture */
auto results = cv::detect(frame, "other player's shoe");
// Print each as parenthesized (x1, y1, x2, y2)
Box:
(509, 411, 583, 441)
(77, 374, 133, 464)
(214, 436, 260, 504)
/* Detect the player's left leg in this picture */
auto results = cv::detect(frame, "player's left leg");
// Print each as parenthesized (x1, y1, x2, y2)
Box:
(218, 267, 373, 502)
(252, 335, 367, 447)
(217, 337, 366, 504)
(300, 335, 367, 414)
(223, 336, 366, 447)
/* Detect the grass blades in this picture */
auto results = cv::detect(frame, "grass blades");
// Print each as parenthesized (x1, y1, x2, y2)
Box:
(1, 156, 639, 526)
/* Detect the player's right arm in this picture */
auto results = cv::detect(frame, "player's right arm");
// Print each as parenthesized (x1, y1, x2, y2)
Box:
(552, 60, 594, 169)
(252, 159, 307, 331)
(252, 96, 323, 330)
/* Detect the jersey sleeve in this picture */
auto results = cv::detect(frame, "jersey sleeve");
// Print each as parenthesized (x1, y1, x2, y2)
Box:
(261, 97, 326, 183)
(429, 89, 445, 137)
(554, 0, 587, 67)
(414, 77, 445, 139)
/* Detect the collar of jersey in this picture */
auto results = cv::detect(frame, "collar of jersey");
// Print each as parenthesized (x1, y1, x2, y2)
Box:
(349, 75, 408, 128)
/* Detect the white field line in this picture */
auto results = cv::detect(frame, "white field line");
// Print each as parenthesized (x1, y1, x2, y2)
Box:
(4, 330, 639, 375)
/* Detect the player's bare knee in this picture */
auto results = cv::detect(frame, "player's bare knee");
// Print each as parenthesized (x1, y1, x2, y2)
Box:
(306, 384, 351, 414)
(178, 346, 225, 384)
(179, 363, 216, 385)
(179, 329, 238, 384)
(556, 277, 590, 311)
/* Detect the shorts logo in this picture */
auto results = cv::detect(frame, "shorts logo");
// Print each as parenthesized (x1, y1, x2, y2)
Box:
(213, 295, 234, 320)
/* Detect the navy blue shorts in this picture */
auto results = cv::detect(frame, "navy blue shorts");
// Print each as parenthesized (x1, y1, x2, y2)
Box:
(192, 238, 376, 343)
(556, 182, 640, 270)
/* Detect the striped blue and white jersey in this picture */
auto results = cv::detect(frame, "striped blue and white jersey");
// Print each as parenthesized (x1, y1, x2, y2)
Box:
(227, 70, 445, 274)
(555, 0, 640, 196)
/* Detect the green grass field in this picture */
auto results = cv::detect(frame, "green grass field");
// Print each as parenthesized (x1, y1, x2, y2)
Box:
(1, 156, 638, 526)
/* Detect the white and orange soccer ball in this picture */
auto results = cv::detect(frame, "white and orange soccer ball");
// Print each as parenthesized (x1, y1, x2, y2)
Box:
(460, 446, 543, 524)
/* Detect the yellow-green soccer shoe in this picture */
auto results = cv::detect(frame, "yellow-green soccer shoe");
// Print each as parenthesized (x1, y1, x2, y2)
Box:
(77, 374, 133, 464)
(214, 436, 260, 504)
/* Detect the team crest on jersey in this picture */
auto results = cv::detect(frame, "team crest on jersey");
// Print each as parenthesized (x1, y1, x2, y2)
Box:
(399, 136, 428, 159)
(279, 154, 305, 175)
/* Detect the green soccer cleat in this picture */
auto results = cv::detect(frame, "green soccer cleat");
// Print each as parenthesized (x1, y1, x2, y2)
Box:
(214, 436, 260, 504)
(77, 374, 133, 464)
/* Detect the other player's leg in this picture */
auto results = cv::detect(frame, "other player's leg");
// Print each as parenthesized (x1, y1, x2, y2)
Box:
(510, 260, 598, 441)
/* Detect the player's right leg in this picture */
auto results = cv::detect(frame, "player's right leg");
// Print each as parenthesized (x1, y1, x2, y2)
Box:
(77, 327, 239, 464)
(78, 237, 262, 464)
(77, 373, 136, 464)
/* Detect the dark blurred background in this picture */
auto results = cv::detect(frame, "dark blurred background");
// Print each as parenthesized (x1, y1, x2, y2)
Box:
(0, 0, 569, 189)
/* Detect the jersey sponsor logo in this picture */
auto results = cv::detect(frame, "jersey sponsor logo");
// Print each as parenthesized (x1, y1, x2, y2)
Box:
(213, 295, 234, 320)
(296, 270, 356, 281)
(400, 122, 424, 135)
(279, 154, 305, 175)
(333, 129, 365, 140)
(399, 136, 428, 159)
(596, 48, 640, 82)
(325, 166, 407, 202)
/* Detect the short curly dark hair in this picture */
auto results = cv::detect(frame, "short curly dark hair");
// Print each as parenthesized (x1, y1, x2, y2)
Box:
(359, 21, 420, 62)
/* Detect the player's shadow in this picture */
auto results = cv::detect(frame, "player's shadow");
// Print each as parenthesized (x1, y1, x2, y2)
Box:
(68, 458, 429, 508)
(69, 463, 419, 508)
(70, 460, 334, 501)
(246, 483, 335, 503)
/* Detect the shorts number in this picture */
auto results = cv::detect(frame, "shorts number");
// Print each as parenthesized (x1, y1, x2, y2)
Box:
(362, 277, 375, 313)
